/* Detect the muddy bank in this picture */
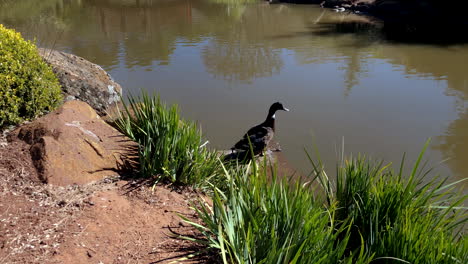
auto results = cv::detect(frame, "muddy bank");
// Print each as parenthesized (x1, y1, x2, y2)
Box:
(0, 126, 208, 263)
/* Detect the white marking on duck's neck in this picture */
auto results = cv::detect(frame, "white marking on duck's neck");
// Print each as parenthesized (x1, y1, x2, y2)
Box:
(272, 114, 276, 119)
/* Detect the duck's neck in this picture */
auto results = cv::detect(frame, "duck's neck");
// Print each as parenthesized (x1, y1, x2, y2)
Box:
(263, 110, 276, 130)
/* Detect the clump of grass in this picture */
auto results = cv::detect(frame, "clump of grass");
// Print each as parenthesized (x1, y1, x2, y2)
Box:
(182, 160, 371, 264)
(114, 93, 224, 190)
(183, 141, 466, 263)
(309, 141, 468, 263)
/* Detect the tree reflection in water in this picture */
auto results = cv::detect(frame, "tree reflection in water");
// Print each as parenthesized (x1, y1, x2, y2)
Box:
(202, 42, 283, 83)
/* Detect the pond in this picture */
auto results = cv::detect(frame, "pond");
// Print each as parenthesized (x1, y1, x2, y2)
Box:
(2, 0, 467, 186)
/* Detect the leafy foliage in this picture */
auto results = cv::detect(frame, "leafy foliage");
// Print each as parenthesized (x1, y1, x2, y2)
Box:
(0, 24, 62, 128)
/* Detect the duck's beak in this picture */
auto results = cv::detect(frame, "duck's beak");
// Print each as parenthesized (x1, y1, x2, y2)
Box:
(282, 107, 290, 112)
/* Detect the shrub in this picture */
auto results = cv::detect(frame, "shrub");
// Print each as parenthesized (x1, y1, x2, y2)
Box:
(114, 93, 224, 191)
(0, 24, 62, 128)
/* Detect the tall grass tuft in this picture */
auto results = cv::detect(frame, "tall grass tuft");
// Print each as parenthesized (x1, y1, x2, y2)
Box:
(184, 141, 466, 263)
(309, 141, 468, 263)
(182, 160, 371, 264)
(114, 93, 224, 190)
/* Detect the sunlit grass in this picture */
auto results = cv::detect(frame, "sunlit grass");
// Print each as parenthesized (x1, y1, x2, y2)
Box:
(309, 140, 468, 264)
(114, 92, 225, 191)
(183, 141, 467, 263)
(182, 159, 370, 263)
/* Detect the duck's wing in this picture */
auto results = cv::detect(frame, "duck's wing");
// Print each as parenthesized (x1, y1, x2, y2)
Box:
(232, 125, 271, 153)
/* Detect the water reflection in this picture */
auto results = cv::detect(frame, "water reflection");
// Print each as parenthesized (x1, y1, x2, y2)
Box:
(435, 110, 468, 187)
(0, 0, 64, 25)
(200, 3, 286, 83)
(202, 42, 283, 83)
(373, 46, 468, 183)
(302, 18, 468, 181)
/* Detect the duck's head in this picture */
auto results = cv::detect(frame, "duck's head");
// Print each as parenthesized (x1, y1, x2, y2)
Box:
(270, 102, 289, 113)
(268, 102, 289, 119)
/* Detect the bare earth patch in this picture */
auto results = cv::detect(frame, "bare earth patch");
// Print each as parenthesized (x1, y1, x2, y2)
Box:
(0, 133, 212, 264)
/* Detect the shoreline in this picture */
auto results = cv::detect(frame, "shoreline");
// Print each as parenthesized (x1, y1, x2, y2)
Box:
(308, 0, 468, 44)
(320, 0, 468, 24)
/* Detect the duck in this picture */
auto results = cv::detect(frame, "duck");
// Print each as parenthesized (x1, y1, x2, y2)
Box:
(333, 6, 346, 12)
(228, 102, 289, 160)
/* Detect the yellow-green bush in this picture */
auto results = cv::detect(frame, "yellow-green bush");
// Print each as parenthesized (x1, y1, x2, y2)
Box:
(0, 24, 62, 128)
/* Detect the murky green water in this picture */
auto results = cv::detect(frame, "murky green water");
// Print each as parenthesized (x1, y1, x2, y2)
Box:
(2, 0, 467, 186)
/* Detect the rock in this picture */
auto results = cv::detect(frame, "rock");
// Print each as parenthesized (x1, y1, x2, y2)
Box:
(38, 48, 122, 116)
(14, 100, 137, 186)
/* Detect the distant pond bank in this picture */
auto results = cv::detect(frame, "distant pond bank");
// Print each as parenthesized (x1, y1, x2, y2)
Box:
(286, 0, 468, 44)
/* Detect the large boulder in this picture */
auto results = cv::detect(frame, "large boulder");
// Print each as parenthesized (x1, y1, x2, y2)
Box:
(13, 100, 137, 186)
(39, 48, 122, 115)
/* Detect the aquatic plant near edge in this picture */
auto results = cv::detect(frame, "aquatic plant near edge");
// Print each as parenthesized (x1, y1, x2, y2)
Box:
(183, 141, 466, 263)
(182, 159, 372, 263)
(308, 140, 467, 264)
(114, 92, 224, 191)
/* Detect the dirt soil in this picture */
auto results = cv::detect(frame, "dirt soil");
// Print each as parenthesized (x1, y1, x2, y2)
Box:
(0, 132, 214, 264)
